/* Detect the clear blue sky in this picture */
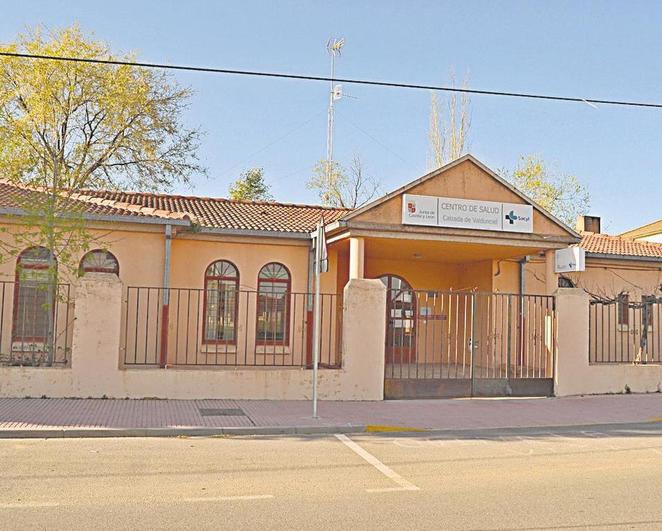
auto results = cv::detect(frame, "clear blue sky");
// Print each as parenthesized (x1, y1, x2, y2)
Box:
(2, 1, 661, 233)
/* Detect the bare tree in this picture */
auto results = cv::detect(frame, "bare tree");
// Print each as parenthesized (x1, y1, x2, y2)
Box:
(428, 72, 471, 169)
(308, 155, 380, 209)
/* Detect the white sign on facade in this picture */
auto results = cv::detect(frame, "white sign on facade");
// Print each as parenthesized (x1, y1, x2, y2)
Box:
(402, 194, 534, 233)
(555, 247, 586, 273)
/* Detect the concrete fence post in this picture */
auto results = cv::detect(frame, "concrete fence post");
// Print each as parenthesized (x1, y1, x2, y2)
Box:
(554, 287, 590, 396)
(71, 273, 123, 397)
(341, 279, 386, 400)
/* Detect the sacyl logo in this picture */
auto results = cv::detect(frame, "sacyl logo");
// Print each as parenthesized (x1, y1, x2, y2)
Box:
(505, 210, 518, 225)
(505, 209, 531, 225)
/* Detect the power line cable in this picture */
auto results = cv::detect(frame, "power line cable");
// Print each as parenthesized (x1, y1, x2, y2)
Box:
(340, 112, 410, 164)
(1, 51, 661, 109)
(217, 109, 325, 179)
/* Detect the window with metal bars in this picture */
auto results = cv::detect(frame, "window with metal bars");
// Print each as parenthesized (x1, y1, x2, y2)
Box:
(13, 247, 56, 344)
(203, 260, 239, 343)
(256, 263, 291, 344)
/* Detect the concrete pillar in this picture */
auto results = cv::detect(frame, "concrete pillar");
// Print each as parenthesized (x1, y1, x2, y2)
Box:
(554, 287, 589, 396)
(349, 237, 365, 280)
(71, 273, 123, 397)
(545, 249, 558, 295)
(341, 279, 386, 400)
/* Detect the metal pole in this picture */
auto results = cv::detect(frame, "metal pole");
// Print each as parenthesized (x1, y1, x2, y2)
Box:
(470, 292, 477, 397)
(312, 224, 322, 418)
(325, 50, 336, 184)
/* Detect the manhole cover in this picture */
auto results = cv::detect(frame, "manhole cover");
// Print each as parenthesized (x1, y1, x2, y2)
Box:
(198, 408, 246, 417)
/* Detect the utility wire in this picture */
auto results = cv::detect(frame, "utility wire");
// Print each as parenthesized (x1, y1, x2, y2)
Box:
(217, 109, 325, 179)
(1, 51, 661, 110)
(340, 112, 410, 164)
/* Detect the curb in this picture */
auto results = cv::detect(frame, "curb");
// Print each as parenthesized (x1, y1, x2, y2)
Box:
(0, 424, 368, 439)
(0, 420, 660, 439)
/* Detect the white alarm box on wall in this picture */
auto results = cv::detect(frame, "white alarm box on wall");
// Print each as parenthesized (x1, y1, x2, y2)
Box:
(555, 246, 585, 273)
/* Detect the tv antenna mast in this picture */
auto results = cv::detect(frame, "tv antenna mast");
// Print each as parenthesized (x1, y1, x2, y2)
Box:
(325, 37, 344, 182)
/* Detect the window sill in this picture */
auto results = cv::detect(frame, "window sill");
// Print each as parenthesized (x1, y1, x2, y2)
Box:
(255, 345, 291, 355)
(200, 344, 237, 354)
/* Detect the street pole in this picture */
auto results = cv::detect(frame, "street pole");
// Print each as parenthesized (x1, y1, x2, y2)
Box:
(312, 223, 322, 418)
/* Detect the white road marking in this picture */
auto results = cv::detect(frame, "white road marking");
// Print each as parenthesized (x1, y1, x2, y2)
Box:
(335, 434, 419, 492)
(183, 495, 274, 502)
(365, 487, 418, 493)
(0, 502, 60, 509)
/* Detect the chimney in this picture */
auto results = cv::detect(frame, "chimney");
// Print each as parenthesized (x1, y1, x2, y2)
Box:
(576, 215, 601, 234)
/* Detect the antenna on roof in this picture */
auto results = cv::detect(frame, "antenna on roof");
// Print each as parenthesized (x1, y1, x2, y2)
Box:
(325, 37, 345, 186)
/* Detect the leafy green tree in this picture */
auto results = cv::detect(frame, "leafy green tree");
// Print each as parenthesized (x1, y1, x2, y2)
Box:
(0, 25, 204, 278)
(506, 155, 590, 227)
(229, 168, 272, 201)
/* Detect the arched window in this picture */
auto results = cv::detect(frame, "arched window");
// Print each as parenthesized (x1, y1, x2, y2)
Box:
(14, 247, 56, 344)
(256, 263, 291, 344)
(203, 260, 239, 343)
(79, 250, 119, 276)
(378, 274, 415, 359)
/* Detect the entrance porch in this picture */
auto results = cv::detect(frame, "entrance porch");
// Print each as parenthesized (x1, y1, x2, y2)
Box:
(329, 233, 565, 399)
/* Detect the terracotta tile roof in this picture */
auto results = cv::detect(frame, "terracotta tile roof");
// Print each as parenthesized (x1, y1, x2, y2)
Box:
(580, 232, 662, 259)
(0, 181, 347, 232)
(9, 179, 661, 254)
(0, 182, 155, 219)
(78, 190, 351, 233)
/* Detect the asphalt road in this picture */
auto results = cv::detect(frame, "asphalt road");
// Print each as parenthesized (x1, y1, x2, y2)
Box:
(0, 424, 661, 530)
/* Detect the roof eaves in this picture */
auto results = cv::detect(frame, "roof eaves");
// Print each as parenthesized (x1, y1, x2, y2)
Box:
(0, 206, 191, 227)
(585, 251, 662, 263)
(194, 226, 312, 240)
(619, 219, 662, 239)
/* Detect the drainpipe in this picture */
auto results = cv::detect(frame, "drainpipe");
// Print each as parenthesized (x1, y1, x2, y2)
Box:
(159, 224, 173, 368)
(517, 256, 529, 370)
(519, 256, 528, 296)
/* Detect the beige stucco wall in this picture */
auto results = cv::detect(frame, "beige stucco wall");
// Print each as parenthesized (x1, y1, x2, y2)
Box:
(555, 288, 662, 396)
(525, 256, 662, 298)
(0, 275, 385, 400)
(0, 219, 165, 287)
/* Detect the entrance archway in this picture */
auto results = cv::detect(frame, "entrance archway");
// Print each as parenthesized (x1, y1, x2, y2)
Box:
(378, 274, 416, 366)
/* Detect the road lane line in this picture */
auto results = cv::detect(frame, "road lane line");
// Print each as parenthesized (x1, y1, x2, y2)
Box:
(183, 495, 274, 502)
(335, 434, 419, 492)
(0, 502, 60, 509)
(365, 487, 418, 493)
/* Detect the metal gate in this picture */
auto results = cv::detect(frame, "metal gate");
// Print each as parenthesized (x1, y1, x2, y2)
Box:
(384, 289, 556, 399)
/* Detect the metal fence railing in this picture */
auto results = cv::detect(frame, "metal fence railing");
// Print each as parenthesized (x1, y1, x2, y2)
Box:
(385, 289, 556, 381)
(590, 297, 661, 364)
(122, 287, 342, 368)
(0, 281, 74, 367)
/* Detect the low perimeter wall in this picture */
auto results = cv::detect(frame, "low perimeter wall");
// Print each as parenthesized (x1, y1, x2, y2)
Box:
(555, 288, 662, 396)
(0, 275, 386, 400)
(3, 280, 660, 400)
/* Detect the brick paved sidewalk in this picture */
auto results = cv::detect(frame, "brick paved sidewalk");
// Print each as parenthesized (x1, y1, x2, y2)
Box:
(0, 394, 660, 435)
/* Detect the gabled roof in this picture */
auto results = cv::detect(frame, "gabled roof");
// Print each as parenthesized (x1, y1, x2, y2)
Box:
(580, 231, 662, 260)
(343, 154, 581, 239)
